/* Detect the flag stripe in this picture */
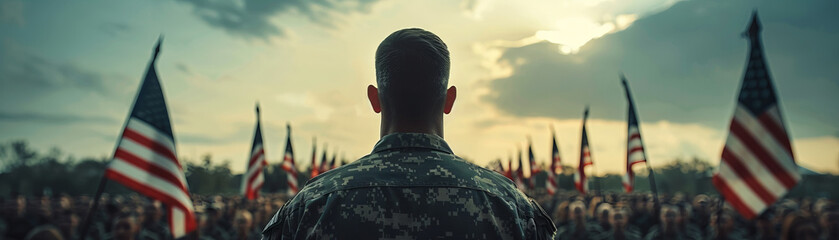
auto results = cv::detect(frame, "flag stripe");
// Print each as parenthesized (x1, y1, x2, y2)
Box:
(724, 135, 788, 197)
(628, 146, 644, 155)
(251, 172, 265, 191)
(123, 126, 180, 170)
(248, 147, 265, 168)
(730, 118, 797, 188)
(721, 148, 775, 205)
(105, 169, 195, 232)
(108, 161, 193, 209)
(735, 106, 796, 170)
(247, 165, 264, 190)
(114, 149, 187, 192)
(171, 207, 185, 237)
(244, 154, 266, 179)
(117, 137, 187, 187)
(125, 118, 176, 156)
(712, 176, 757, 219)
(716, 162, 766, 215)
(757, 108, 794, 156)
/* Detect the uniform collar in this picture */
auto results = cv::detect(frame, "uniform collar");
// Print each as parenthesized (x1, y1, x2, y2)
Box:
(371, 132, 454, 154)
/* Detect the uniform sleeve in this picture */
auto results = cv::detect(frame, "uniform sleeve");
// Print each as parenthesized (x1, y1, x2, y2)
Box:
(529, 199, 557, 240)
(261, 201, 291, 240)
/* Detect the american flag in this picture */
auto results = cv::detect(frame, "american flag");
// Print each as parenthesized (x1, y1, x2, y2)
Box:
(494, 159, 505, 175)
(310, 137, 319, 178)
(574, 107, 592, 195)
(318, 144, 329, 174)
(103, 39, 195, 238)
(546, 126, 560, 195)
(329, 151, 338, 170)
(515, 147, 527, 191)
(622, 75, 648, 193)
(281, 124, 298, 194)
(241, 104, 267, 200)
(505, 154, 514, 181)
(712, 12, 800, 220)
(527, 139, 537, 189)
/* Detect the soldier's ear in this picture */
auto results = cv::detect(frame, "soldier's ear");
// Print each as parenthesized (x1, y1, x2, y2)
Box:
(367, 85, 382, 113)
(443, 86, 456, 114)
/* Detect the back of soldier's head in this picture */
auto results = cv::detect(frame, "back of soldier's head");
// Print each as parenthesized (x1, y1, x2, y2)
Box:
(375, 28, 450, 122)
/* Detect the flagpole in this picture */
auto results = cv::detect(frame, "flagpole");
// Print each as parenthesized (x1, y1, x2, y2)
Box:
(621, 74, 661, 214)
(79, 36, 163, 240)
(715, 194, 726, 239)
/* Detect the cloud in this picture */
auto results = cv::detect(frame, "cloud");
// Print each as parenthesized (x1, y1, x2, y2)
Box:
(479, 0, 839, 138)
(0, 40, 126, 97)
(460, 0, 486, 19)
(0, 112, 116, 124)
(175, 62, 191, 74)
(176, 0, 381, 40)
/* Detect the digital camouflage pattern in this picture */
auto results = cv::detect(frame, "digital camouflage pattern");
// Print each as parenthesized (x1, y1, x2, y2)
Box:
(262, 133, 556, 240)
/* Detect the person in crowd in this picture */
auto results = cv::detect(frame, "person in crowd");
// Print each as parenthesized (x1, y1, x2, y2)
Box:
(24, 225, 64, 240)
(4, 195, 32, 239)
(596, 203, 613, 232)
(205, 205, 232, 240)
(691, 195, 711, 237)
(707, 208, 746, 240)
(780, 213, 819, 240)
(557, 200, 603, 239)
(106, 213, 139, 240)
(141, 201, 169, 240)
(553, 200, 571, 230)
(55, 210, 79, 240)
(233, 210, 259, 240)
(676, 202, 702, 239)
(644, 204, 692, 240)
(596, 207, 641, 240)
(754, 211, 778, 240)
(818, 203, 838, 240)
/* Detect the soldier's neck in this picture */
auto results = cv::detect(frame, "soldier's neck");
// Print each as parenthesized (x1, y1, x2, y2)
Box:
(380, 118, 444, 138)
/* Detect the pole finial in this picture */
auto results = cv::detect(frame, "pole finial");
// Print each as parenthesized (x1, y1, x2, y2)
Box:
(744, 10, 762, 39)
(620, 72, 628, 85)
(152, 35, 163, 62)
(255, 102, 261, 117)
(584, 106, 590, 118)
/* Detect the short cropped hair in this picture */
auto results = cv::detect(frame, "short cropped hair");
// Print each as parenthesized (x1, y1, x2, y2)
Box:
(375, 28, 450, 120)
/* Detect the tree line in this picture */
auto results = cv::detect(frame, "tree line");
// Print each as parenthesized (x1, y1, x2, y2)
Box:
(1, 140, 836, 199)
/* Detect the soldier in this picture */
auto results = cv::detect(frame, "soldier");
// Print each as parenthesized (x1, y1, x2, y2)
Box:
(262, 28, 556, 239)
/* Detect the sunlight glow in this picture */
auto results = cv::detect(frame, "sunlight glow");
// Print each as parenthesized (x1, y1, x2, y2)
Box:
(535, 14, 638, 54)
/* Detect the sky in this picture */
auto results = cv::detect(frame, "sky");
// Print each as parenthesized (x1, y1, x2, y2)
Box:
(1, 0, 837, 176)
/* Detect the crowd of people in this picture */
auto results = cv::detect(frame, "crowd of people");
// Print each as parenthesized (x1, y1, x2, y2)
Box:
(533, 192, 838, 240)
(0, 193, 291, 240)
(0, 191, 836, 240)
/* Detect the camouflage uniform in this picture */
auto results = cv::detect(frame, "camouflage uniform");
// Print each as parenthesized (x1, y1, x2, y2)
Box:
(262, 133, 556, 240)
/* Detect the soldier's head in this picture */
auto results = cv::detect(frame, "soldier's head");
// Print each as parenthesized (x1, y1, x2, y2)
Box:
(368, 28, 456, 137)
(660, 204, 680, 233)
(569, 200, 586, 221)
(609, 207, 630, 230)
(234, 210, 253, 235)
(112, 213, 139, 240)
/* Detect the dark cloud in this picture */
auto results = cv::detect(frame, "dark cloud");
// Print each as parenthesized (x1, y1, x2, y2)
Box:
(483, 0, 839, 137)
(100, 22, 132, 37)
(0, 42, 121, 97)
(0, 112, 116, 124)
(175, 62, 191, 74)
(177, 0, 380, 40)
